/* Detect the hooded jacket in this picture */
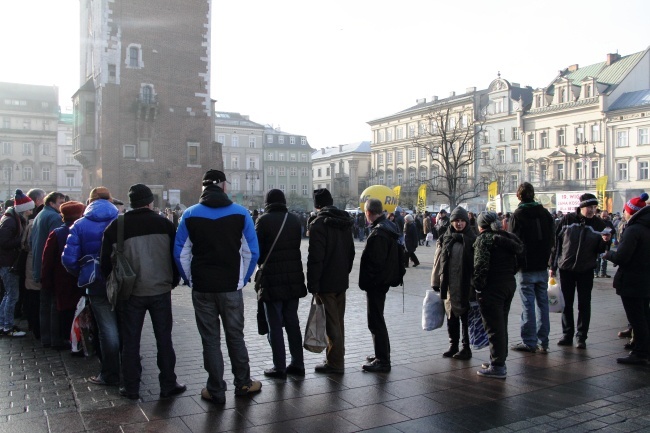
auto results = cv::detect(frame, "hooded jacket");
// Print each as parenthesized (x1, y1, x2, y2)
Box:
(508, 202, 555, 272)
(31, 204, 64, 282)
(472, 230, 524, 294)
(61, 199, 119, 296)
(431, 222, 476, 316)
(174, 185, 259, 293)
(359, 214, 399, 291)
(604, 206, 650, 298)
(0, 207, 26, 267)
(404, 219, 419, 253)
(550, 212, 607, 273)
(306, 206, 355, 293)
(254, 203, 307, 301)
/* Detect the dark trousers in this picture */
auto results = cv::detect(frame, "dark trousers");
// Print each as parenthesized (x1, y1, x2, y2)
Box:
(119, 292, 177, 394)
(264, 298, 304, 370)
(621, 296, 650, 359)
(317, 292, 346, 369)
(40, 288, 62, 347)
(404, 251, 420, 267)
(559, 269, 594, 341)
(447, 309, 470, 348)
(478, 285, 516, 367)
(25, 289, 40, 338)
(366, 288, 390, 362)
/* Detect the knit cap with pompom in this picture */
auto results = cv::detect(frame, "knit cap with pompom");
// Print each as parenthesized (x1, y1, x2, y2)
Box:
(624, 192, 649, 216)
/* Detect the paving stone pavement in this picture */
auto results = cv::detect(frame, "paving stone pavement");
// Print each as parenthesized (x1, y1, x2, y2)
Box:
(2, 239, 650, 432)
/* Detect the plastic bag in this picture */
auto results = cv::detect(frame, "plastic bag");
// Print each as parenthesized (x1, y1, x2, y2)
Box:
(422, 290, 444, 331)
(548, 277, 565, 313)
(303, 296, 327, 353)
(468, 302, 489, 350)
(70, 296, 97, 356)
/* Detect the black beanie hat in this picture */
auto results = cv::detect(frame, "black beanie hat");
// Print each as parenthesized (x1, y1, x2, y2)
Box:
(129, 183, 154, 208)
(313, 188, 333, 209)
(265, 189, 286, 205)
(579, 193, 598, 208)
(450, 206, 469, 224)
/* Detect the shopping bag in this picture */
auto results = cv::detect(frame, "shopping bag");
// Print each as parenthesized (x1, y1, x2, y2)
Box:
(548, 277, 565, 313)
(70, 296, 97, 357)
(303, 296, 327, 353)
(468, 301, 489, 350)
(70, 296, 86, 354)
(422, 290, 444, 331)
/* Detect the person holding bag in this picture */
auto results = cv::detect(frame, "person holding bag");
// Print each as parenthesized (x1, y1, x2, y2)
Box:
(254, 189, 307, 379)
(431, 206, 477, 360)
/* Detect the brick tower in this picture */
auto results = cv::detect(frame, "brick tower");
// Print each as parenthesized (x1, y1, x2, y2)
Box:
(73, 0, 219, 207)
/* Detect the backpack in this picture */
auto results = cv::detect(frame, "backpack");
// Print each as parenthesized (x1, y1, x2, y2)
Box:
(387, 239, 406, 287)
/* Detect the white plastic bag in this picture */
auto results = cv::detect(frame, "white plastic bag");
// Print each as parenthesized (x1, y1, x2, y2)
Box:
(422, 290, 444, 331)
(548, 277, 565, 313)
(303, 296, 327, 353)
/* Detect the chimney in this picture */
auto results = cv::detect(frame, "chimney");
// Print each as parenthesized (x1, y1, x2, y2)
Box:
(466, 87, 476, 94)
(416, 98, 426, 104)
(606, 53, 621, 66)
(567, 64, 579, 72)
(339, 144, 344, 152)
(242, 115, 249, 120)
(431, 96, 438, 102)
(511, 82, 520, 88)
(321, 148, 326, 154)
(449, 91, 456, 97)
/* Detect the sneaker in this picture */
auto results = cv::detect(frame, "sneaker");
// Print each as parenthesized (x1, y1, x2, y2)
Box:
(314, 363, 345, 374)
(263, 367, 287, 379)
(362, 359, 391, 373)
(511, 342, 536, 353)
(234, 379, 262, 396)
(201, 387, 226, 404)
(576, 341, 587, 349)
(452, 347, 472, 360)
(285, 364, 305, 376)
(481, 362, 490, 369)
(600, 273, 611, 278)
(477, 364, 507, 379)
(557, 336, 573, 346)
(3, 328, 26, 337)
(618, 328, 633, 339)
(536, 345, 549, 354)
(617, 354, 649, 365)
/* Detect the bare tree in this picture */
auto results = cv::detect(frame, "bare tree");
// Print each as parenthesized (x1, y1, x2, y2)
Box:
(478, 152, 522, 211)
(411, 107, 486, 209)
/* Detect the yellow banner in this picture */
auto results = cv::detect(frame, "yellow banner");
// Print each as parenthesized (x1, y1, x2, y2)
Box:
(487, 181, 498, 202)
(417, 184, 427, 214)
(596, 175, 608, 211)
(393, 186, 401, 203)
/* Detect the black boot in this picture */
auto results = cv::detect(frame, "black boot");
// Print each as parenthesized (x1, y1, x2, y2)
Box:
(453, 346, 472, 360)
(442, 344, 459, 358)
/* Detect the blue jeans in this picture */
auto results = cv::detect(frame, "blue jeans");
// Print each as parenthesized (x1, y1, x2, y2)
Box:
(516, 270, 550, 349)
(89, 294, 121, 384)
(264, 298, 304, 371)
(192, 290, 251, 398)
(118, 292, 177, 394)
(0, 267, 19, 330)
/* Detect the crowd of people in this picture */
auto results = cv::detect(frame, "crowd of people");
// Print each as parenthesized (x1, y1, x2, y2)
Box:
(0, 174, 647, 406)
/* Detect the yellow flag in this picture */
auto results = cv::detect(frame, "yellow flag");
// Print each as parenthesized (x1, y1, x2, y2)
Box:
(596, 175, 608, 209)
(487, 181, 498, 202)
(417, 184, 427, 213)
(393, 186, 401, 202)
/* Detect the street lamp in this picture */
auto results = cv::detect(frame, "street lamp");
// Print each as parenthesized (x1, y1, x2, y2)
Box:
(5, 164, 18, 201)
(246, 171, 259, 210)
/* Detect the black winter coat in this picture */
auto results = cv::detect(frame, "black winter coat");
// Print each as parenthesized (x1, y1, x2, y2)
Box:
(0, 207, 26, 267)
(359, 215, 399, 291)
(473, 230, 524, 294)
(551, 212, 607, 273)
(508, 202, 555, 272)
(307, 206, 355, 293)
(604, 206, 650, 298)
(255, 204, 307, 302)
(404, 220, 419, 253)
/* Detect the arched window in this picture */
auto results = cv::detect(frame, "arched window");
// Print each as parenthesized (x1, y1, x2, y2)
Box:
(142, 85, 153, 104)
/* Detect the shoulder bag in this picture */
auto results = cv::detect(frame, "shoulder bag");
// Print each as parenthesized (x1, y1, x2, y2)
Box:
(106, 214, 137, 309)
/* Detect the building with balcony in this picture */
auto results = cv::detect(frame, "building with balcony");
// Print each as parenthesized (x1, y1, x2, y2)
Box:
(216, 111, 265, 209)
(0, 82, 59, 201)
(311, 141, 371, 210)
(73, 0, 217, 207)
(522, 49, 650, 198)
(57, 112, 83, 201)
(264, 126, 313, 212)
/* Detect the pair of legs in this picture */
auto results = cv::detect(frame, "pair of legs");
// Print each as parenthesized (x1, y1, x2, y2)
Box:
(404, 251, 420, 267)
(317, 292, 346, 369)
(40, 288, 62, 348)
(119, 292, 178, 395)
(366, 288, 390, 363)
(193, 290, 252, 400)
(447, 309, 470, 350)
(478, 285, 516, 367)
(264, 298, 304, 371)
(89, 294, 121, 384)
(0, 267, 20, 332)
(516, 270, 550, 349)
(559, 269, 594, 342)
(620, 296, 650, 359)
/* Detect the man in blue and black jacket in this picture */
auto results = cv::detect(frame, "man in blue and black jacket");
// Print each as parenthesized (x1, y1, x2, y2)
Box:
(174, 169, 260, 405)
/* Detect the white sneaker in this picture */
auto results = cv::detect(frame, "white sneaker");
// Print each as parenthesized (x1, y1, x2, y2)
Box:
(6, 329, 26, 337)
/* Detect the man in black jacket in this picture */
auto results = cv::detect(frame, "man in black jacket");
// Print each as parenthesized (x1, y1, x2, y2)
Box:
(508, 183, 555, 353)
(359, 198, 399, 373)
(550, 193, 610, 349)
(307, 188, 355, 374)
(255, 189, 307, 379)
(101, 184, 184, 400)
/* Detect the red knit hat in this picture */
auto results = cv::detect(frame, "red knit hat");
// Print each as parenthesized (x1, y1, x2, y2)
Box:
(13, 189, 35, 213)
(59, 201, 85, 221)
(624, 192, 649, 216)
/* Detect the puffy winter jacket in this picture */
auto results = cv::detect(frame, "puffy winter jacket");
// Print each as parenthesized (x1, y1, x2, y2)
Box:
(62, 199, 119, 296)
